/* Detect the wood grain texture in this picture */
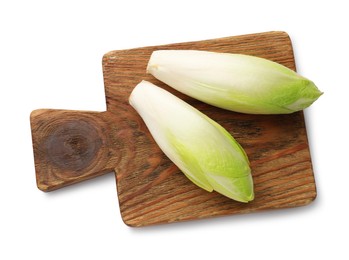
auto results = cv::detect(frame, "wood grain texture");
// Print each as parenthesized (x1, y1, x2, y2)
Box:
(30, 31, 317, 226)
(31, 110, 112, 190)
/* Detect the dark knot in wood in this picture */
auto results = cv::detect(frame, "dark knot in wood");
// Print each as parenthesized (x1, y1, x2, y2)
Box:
(45, 120, 102, 175)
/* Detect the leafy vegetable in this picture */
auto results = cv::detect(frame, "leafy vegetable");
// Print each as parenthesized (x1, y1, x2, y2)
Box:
(147, 50, 322, 114)
(129, 80, 254, 202)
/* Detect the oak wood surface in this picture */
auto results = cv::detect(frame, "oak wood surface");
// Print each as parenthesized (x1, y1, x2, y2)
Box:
(30, 31, 316, 226)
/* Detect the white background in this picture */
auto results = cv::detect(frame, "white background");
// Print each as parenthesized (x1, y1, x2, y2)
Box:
(1, 1, 348, 259)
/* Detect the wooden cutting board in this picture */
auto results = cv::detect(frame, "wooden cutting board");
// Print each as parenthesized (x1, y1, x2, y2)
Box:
(30, 31, 317, 226)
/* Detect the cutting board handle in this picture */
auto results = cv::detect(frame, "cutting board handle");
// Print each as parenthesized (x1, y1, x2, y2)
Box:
(30, 109, 118, 191)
